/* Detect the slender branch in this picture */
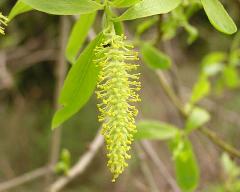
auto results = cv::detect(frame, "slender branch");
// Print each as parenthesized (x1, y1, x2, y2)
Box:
(0, 167, 52, 192)
(47, 17, 70, 183)
(141, 141, 181, 192)
(48, 132, 104, 192)
(0, 51, 13, 90)
(156, 70, 240, 158)
(8, 49, 57, 73)
(135, 143, 160, 192)
(157, 71, 185, 115)
(199, 127, 240, 158)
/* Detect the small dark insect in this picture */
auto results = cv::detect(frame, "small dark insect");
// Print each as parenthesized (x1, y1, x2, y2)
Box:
(103, 43, 111, 48)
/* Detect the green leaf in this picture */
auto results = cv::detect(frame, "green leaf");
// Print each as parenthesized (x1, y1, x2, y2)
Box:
(185, 107, 210, 132)
(8, 1, 33, 21)
(114, 0, 181, 21)
(221, 153, 240, 178)
(21, 0, 103, 15)
(136, 17, 158, 36)
(66, 12, 96, 64)
(110, 0, 141, 8)
(135, 120, 179, 140)
(201, 0, 237, 34)
(113, 21, 125, 36)
(170, 138, 199, 191)
(229, 49, 240, 67)
(202, 52, 226, 76)
(182, 22, 198, 44)
(222, 66, 239, 88)
(190, 74, 210, 104)
(52, 33, 103, 129)
(141, 43, 171, 70)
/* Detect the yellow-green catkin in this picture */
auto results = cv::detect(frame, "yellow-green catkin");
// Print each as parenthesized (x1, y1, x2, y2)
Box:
(95, 30, 141, 182)
(0, 13, 8, 35)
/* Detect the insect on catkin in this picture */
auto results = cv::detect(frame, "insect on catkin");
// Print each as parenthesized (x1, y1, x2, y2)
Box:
(0, 13, 8, 35)
(95, 30, 141, 182)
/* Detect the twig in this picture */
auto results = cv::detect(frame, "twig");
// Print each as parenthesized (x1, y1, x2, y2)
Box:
(200, 127, 240, 158)
(0, 166, 51, 192)
(156, 70, 240, 158)
(135, 143, 160, 192)
(141, 141, 181, 192)
(157, 71, 185, 115)
(47, 16, 70, 183)
(48, 132, 104, 192)
(0, 51, 13, 90)
(8, 49, 57, 73)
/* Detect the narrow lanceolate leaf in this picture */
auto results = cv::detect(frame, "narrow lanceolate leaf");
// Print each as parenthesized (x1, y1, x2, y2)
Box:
(185, 107, 210, 132)
(114, 0, 181, 21)
(141, 43, 171, 70)
(201, 0, 237, 34)
(52, 33, 103, 129)
(21, 0, 103, 15)
(110, 0, 141, 8)
(170, 138, 199, 191)
(66, 12, 96, 64)
(135, 120, 179, 140)
(8, 1, 33, 21)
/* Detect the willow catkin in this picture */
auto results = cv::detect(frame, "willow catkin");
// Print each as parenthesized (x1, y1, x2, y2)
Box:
(95, 32, 141, 181)
(0, 13, 8, 35)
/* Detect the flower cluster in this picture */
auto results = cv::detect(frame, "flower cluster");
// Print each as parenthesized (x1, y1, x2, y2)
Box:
(95, 33, 141, 181)
(0, 13, 8, 35)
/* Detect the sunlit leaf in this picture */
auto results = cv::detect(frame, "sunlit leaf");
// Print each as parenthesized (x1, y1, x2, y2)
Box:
(110, 0, 141, 8)
(21, 0, 103, 15)
(185, 107, 210, 132)
(52, 33, 103, 129)
(170, 138, 199, 191)
(141, 43, 171, 70)
(66, 12, 96, 64)
(135, 120, 179, 140)
(201, 0, 237, 34)
(114, 0, 181, 21)
(8, 1, 33, 21)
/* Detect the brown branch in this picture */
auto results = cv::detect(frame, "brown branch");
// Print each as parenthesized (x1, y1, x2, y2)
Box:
(135, 143, 160, 192)
(47, 17, 70, 183)
(8, 49, 58, 73)
(141, 141, 181, 192)
(0, 51, 13, 90)
(0, 166, 52, 192)
(48, 133, 104, 192)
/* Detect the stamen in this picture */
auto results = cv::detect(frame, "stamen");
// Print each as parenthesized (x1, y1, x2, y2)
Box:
(0, 13, 8, 35)
(95, 33, 141, 181)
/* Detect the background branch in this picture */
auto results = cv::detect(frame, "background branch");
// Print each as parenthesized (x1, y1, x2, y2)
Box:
(48, 132, 104, 192)
(0, 166, 52, 192)
(156, 71, 240, 158)
(47, 16, 70, 184)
